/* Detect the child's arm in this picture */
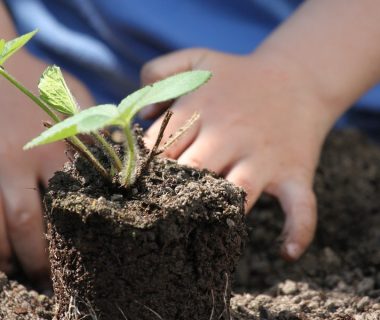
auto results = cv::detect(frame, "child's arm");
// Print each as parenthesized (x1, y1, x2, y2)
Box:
(0, 3, 93, 288)
(142, 0, 380, 260)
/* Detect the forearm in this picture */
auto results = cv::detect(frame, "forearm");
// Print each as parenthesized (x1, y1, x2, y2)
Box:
(252, 0, 380, 121)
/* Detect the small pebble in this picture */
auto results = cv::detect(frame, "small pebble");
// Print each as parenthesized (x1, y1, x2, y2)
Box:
(97, 196, 107, 204)
(292, 296, 301, 304)
(326, 299, 339, 312)
(255, 294, 271, 304)
(372, 303, 380, 311)
(308, 301, 319, 309)
(357, 296, 370, 311)
(279, 280, 298, 295)
(345, 308, 355, 315)
(226, 218, 235, 228)
(111, 194, 123, 201)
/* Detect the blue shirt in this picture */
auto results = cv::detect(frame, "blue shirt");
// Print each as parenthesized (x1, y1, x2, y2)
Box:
(5, 0, 380, 138)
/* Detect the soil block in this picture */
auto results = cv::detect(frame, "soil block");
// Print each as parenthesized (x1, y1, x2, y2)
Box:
(44, 148, 246, 320)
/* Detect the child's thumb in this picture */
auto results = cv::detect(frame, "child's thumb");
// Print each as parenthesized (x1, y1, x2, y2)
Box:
(140, 48, 208, 86)
(273, 179, 317, 261)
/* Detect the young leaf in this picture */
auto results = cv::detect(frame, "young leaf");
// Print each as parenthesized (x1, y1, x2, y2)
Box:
(39, 65, 79, 115)
(118, 70, 211, 121)
(0, 40, 5, 53)
(24, 104, 119, 149)
(0, 30, 37, 66)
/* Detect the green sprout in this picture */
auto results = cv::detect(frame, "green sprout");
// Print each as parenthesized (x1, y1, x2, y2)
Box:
(0, 30, 211, 186)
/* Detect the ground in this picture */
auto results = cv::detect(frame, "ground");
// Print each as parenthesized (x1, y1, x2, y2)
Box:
(232, 130, 380, 320)
(0, 129, 379, 320)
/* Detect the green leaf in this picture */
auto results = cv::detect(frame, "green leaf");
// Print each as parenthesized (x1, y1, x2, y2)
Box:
(24, 104, 119, 149)
(0, 40, 5, 53)
(0, 30, 37, 66)
(118, 70, 212, 121)
(39, 65, 79, 115)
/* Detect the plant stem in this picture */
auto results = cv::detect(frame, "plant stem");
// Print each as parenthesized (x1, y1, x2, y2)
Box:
(1, 67, 110, 179)
(92, 132, 123, 172)
(0, 66, 60, 123)
(144, 110, 173, 170)
(43, 122, 110, 180)
(70, 136, 110, 180)
(122, 124, 136, 186)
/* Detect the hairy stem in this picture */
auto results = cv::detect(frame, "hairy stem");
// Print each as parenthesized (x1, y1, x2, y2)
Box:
(92, 132, 123, 172)
(144, 111, 173, 170)
(0, 66, 60, 123)
(157, 112, 200, 154)
(1, 67, 110, 179)
(43, 122, 110, 180)
(122, 125, 136, 186)
(70, 136, 110, 180)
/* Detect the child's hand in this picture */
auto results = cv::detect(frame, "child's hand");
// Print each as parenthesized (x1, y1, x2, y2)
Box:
(141, 48, 340, 261)
(142, 0, 380, 261)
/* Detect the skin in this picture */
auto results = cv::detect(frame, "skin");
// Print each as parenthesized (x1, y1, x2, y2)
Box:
(1, 0, 380, 288)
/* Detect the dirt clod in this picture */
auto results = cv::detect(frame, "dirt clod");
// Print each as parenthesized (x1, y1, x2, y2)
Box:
(45, 141, 246, 320)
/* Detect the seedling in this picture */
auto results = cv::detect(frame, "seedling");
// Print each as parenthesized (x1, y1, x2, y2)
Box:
(0, 31, 211, 186)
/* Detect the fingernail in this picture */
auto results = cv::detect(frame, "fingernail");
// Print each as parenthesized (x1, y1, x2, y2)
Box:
(139, 105, 154, 119)
(285, 243, 302, 260)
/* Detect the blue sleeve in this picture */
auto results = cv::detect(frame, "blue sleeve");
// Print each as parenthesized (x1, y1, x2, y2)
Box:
(5, 0, 380, 140)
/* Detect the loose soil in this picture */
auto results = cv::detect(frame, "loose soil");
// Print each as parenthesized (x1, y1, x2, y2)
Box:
(1, 129, 380, 320)
(232, 130, 380, 319)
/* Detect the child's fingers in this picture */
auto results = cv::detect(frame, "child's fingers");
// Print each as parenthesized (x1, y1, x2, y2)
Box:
(1, 172, 49, 288)
(140, 48, 208, 86)
(38, 145, 66, 185)
(177, 131, 241, 174)
(0, 190, 13, 274)
(270, 178, 317, 261)
(225, 159, 264, 211)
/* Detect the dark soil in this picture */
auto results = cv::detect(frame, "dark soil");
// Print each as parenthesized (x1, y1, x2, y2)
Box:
(1, 129, 380, 320)
(44, 137, 246, 320)
(232, 130, 380, 319)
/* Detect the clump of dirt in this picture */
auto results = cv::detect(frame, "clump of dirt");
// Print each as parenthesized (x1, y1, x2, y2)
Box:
(44, 138, 246, 320)
(0, 272, 54, 320)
